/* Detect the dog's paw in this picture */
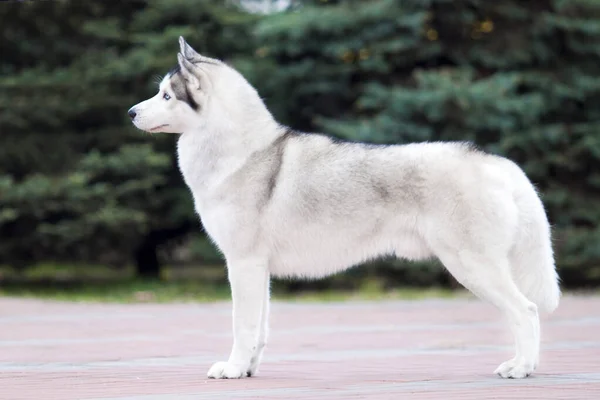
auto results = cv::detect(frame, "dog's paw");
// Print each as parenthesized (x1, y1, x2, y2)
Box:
(207, 361, 247, 379)
(494, 357, 535, 379)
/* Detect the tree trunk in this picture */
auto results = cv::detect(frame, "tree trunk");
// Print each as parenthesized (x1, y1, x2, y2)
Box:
(134, 222, 195, 280)
(135, 238, 160, 280)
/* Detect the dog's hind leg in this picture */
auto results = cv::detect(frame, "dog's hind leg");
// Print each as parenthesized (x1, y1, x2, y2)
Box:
(436, 249, 540, 379)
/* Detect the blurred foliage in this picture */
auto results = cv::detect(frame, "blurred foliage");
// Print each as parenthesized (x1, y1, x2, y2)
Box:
(0, 0, 599, 287)
(0, 0, 255, 277)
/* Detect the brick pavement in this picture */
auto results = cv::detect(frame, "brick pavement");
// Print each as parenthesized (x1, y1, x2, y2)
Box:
(0, 295, 599, 399)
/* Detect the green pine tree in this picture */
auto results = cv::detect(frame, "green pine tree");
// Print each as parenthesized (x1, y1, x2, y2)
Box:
(0, 0, 256, 278)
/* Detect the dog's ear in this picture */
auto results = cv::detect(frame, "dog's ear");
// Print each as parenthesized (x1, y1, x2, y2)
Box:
(177, 53, 207, 91)
(178, 36, 220, 64)
(179, 36, 199, 60)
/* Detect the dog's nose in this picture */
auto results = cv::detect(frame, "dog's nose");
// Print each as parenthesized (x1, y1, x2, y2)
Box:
(128, 108, 137, 119)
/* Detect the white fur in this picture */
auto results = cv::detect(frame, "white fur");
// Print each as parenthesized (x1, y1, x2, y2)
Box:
(129, 37, 561, 380)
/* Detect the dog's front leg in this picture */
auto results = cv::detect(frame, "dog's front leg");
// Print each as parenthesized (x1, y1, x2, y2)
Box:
(247, 272, 270, 377)
(207, 258, 269, 379)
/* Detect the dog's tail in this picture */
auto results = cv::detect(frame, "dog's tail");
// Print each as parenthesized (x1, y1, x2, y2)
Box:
(509, 176, 561, 314)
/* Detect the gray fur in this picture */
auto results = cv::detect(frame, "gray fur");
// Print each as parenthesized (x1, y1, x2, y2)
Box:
(264, 128, 293, 205)
(168, 66, 199, 110)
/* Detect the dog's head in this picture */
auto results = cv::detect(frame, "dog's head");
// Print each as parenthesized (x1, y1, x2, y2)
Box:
(128, 37, 266, 134)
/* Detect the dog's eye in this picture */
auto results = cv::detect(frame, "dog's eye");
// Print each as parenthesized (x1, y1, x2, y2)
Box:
(163, 93, 171, 101)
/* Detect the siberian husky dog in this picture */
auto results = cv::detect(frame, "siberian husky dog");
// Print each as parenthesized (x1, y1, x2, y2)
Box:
(128, 37, 560, 380)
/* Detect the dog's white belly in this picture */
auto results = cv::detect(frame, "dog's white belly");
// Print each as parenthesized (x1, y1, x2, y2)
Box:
(266, 220, 433, 279)
(193, 191, 434, 278)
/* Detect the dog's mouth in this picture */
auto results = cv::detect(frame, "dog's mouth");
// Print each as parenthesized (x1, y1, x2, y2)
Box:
(149, 124, 169, 132)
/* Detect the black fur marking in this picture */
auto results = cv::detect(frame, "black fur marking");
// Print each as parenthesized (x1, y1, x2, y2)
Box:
(168, 67, 199, 111)
(167, 64, 182, 77)
(183, 84, 199, 110)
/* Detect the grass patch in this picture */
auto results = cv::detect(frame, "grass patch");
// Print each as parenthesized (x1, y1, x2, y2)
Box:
(0, 279, 466, 304)
(0, 263, 467, 303)
(0, 279, 232, 303)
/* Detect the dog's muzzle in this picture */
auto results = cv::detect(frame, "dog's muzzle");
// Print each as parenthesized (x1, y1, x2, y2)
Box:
(128, 108, 137, 120)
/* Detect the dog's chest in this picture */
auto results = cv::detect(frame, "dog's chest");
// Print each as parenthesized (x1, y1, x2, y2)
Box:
(176, 135, 204, 188)
(176, 135, 262, 255)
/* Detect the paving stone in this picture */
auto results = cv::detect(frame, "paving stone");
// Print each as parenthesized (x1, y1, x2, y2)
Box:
(1, 295, 599, 399)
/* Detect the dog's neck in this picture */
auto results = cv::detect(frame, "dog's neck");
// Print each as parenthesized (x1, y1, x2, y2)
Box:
(176, 111, 281, 194)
